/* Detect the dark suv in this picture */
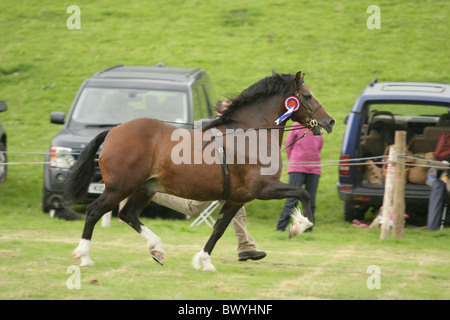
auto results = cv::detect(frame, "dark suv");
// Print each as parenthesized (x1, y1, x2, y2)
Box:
(0, 101, 7, 183)
(43, 64, 216, 212)
(337, 79, 450, 221)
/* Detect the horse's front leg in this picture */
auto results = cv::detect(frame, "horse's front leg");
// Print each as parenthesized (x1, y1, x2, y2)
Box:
(192, 202, 242, 271)
(257, 181, 313, 224)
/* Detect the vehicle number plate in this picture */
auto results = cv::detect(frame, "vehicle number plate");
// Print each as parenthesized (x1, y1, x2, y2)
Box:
(88, 183, 105, 194)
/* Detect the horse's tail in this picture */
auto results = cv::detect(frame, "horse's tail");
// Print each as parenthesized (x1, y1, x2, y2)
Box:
(64, 130, 110, 204)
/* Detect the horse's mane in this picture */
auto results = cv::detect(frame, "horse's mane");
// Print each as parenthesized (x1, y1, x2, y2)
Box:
(203, 72, 302, 130)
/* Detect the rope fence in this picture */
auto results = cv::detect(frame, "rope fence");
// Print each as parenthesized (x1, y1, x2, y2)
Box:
(0, 151, 449, 169)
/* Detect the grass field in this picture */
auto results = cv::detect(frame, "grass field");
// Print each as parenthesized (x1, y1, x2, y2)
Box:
(0, 0, 449, 300)
(2, 213, 449, 300)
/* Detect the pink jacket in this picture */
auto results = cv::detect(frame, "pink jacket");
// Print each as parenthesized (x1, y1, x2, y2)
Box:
(285, 123, 323, 175)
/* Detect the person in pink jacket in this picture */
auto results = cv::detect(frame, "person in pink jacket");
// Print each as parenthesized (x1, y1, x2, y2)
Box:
(276, 123, 323, 232)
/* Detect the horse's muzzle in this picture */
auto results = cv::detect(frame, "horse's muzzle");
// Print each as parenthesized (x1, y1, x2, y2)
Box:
(313, 117, 335, 135)
(324, 118, 335, 133)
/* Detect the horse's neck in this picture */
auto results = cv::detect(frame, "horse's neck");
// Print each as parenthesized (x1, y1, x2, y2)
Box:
(225, 96, 287, 147)
(231, 95, 285, 129)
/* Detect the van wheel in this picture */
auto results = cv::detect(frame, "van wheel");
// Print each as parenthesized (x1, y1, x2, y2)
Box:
(344, 201, 368, 222)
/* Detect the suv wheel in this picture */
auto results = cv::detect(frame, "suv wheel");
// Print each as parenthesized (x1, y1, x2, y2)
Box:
(42, 189, 52, 213)
(0, 142, 7, 183)
(344, 201, 368, 222)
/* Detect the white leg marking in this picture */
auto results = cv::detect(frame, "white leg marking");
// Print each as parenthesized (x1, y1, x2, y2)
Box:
(192, 249, 216, 272)
(72, 239, 94, 267)
(140, 226, 165, 256)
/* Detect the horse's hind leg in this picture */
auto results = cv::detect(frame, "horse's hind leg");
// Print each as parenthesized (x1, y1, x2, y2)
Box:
(72, 191, 122, 267)
(118, 190, 165, 265)
(192, 202, 242, 271)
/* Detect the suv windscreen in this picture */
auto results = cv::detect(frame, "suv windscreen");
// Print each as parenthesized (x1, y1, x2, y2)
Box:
(69, 87, 188, 126)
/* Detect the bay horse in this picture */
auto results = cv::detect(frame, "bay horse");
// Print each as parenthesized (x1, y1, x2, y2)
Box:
(66, 71, 335, 271)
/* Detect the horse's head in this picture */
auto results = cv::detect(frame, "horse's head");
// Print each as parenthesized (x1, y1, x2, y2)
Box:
(289, 72, 335, 135)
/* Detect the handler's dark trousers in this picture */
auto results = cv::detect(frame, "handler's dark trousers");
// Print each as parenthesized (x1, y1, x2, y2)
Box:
(276, 172, 320, 231)
(427, 179, 448, 231)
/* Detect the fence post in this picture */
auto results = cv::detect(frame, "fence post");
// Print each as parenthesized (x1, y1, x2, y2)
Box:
(381, 146, 396, 240)
(392, 131, 406, 238)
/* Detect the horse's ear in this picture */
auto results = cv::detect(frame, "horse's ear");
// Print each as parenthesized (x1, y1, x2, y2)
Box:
(301, 72, 305, 80)
(272, 68, 278, 76)
(295, 71, 302, 84)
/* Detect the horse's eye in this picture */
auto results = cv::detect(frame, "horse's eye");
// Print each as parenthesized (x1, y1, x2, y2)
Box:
(303, 94, 312, 100)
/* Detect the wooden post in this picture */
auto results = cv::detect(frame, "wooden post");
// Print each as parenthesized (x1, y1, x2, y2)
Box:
(392, 131, 406, 238)
(381, 146, 396, 240)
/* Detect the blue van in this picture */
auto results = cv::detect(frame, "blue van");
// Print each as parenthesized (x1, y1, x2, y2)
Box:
(337, 79, 450, 221)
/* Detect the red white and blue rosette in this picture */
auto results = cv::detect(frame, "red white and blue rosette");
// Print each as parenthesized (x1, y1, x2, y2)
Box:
(275, 96, 301, 125)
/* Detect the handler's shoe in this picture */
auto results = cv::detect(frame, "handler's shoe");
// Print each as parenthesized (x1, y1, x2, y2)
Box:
(238, 250, 266, 261)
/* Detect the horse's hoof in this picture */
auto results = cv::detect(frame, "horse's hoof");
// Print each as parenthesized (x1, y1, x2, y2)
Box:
(72, 250, 94, 267)
(151, 250, 164, 266)
(79, 259, 94, 267)
(72, 250, 81, 260)
(289, 207, 313, 238)
(192, 250, 216, 272)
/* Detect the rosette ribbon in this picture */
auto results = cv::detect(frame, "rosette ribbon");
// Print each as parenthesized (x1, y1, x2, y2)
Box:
(275, 96, 301, 125)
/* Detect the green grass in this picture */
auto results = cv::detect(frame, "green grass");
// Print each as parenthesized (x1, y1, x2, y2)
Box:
(1, 213, 449, 300)
(0, 0, 449, 300)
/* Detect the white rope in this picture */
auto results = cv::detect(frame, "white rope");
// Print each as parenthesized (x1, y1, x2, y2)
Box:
(0, 151, 448, 169)
(0, 162, 52, 165)
(0, 151, 80, 155)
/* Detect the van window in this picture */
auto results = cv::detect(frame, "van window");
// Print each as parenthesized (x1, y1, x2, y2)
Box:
(364, 104, 448, 137)
(367, 104, 446, 118)
(360, 103, 449, 155)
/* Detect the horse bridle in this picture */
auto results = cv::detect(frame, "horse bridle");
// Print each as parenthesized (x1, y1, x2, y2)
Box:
(292, 82, 323, 131)
(278, 83, 324, 151)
